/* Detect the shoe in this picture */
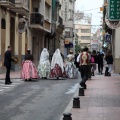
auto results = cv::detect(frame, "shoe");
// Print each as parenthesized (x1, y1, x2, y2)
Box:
(9, 81, 12, 84)
(44, 77, 47, 79)
(5, 83, 11, 85)
(84, 84, 87, 89)
(57, 77, 59, 80)
(80, 82, 87, 89)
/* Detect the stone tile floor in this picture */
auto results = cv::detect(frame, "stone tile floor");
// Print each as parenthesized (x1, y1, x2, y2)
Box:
(0, 70, 21, 79)
(71, 73, 120, 120)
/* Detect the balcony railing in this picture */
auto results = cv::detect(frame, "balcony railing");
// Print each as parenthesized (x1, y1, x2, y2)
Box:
(0, 0, 15, 4)
(30, 13, 44, 26)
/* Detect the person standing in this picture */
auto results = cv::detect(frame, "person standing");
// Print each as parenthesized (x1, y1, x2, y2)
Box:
(105, 50, 113, 76)
(38, 48, 50, 79)
(21, 49, 38, 81)
(79, 47, 90, 89)
(91, 50, 97, 76)
(97, 51, 104, 74)
(4, 46, 14, 85)
(50, 49, 64, 79)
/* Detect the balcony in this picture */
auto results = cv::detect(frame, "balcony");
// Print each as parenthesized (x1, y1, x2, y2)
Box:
(0, 0, 15, 8)
(11, 0, 29, 16)
(56, 16, 64, 34)
(45, 0, 51, 6)
(30, 13, 44, 30)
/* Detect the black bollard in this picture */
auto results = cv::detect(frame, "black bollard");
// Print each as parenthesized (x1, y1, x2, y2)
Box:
(73, 97, 80, 108)
(63, 113, 72, 120)
(79, 87, 85, 96)
(105, 67, 109, 76)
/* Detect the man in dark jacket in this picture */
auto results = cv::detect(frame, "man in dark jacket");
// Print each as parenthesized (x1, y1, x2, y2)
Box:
(4, 46, 14, 85)
(97, 51, 104, 74)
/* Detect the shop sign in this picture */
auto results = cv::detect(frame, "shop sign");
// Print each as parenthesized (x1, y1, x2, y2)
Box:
(105, 34, 111, 43)
(105, 14, 120, 29)
(64, 39, 69, 44)
(108, 0, 120, 21)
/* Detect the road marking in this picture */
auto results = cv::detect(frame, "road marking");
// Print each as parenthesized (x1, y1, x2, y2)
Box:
(65, 83, 79, 94)
(0, 89, 4, 92)
(0, 79, 24, 93)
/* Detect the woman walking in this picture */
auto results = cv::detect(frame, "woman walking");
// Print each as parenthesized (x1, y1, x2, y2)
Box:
(38, 48, 50, 79)
(65, 50, 78, 78)
(21, 49, 38, 81)
(105, 50, 113, 76)
(91, 50, 97, 76)
(50, 49, 64, 79)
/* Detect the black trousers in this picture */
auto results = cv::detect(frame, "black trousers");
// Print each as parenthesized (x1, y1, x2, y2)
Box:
(98, 63, 103, 73)
(80, 65, 89, 84)
(5, 66, 11, 84)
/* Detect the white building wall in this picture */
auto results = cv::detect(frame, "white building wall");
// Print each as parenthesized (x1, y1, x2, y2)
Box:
(115, 27, 120, 58)
(114, 27, 120, 73)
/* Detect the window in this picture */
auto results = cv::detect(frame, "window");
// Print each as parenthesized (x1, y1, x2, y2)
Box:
(81, 29, 90, 33)
(45, 4, 50, 20)
(81, 36, 90, 40)
(1, 18, 6, 29)
(68, 10, 73, 20)
(65, 31, 70, 38)
(33, 8, 38, 12)
(75, 29, 78, 33)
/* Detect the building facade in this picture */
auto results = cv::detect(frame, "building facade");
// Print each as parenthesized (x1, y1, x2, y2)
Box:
(0, 0, 29, 70)
(75, 24, 91, 49)
(60, 0, 76, 56)
(29, 0, 52, 65)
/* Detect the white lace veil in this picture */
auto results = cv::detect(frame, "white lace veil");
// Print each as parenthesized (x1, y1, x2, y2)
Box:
(51, 49, 64, 72)
(39, 48, 49, 63)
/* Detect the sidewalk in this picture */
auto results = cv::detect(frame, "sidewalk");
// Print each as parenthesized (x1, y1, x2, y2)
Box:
(0, 70, 21, 80)
(70, 73, 120, 120)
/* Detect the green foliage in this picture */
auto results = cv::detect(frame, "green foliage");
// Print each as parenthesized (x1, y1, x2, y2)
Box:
(75, 43, 81, 53)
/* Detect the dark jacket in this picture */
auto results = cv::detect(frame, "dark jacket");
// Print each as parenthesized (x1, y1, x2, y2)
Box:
(4, 50, 13, 67)
(97, 53, 104, 64)
(105, 55, 113, 64)
(24, 53, 34, 61)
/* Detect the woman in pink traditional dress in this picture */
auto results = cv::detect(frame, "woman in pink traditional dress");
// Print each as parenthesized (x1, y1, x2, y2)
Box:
(50, 49, 64, 79)
(21, 49, 38, 81)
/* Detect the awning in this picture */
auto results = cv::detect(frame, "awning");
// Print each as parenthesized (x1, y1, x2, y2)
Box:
(64, 39, 70, 44)
(64, 42, 73, 48)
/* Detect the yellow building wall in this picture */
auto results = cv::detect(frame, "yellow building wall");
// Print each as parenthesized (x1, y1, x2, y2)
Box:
(5, 11, 10, 50)
(0, 8, 1, 55)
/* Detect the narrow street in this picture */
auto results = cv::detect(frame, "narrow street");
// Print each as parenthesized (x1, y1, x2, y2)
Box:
(0, 77, 80, 120)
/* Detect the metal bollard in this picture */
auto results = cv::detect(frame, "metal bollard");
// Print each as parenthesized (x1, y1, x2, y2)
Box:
(63, 113, 72, 120)
(79, 87, 85, 96)
(73, 97, 80, 108)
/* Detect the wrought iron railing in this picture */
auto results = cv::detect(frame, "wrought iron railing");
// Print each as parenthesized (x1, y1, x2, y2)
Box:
(30, 13, 44, 26)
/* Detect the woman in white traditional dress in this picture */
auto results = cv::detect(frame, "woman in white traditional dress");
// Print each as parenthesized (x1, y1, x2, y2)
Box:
(38, 48, 50, 79)
(65, 50, 78, 78)
(50, 49, 64, 79)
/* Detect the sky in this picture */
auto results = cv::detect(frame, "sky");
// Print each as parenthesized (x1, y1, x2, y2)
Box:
(75, 0, 103, 33)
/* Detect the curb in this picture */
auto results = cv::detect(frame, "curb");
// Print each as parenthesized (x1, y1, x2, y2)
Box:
(59, 85, 79, 120)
